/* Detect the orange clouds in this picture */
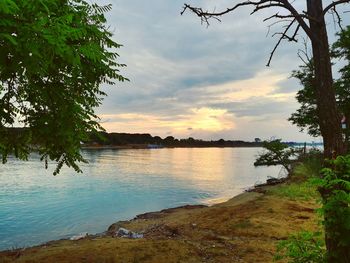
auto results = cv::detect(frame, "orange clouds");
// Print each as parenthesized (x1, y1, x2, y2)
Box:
(99, 107, 234, 138)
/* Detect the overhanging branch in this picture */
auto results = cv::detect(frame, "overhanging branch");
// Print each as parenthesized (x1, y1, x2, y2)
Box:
(324, 0, 350, 15)
(182, 0, 313, 66)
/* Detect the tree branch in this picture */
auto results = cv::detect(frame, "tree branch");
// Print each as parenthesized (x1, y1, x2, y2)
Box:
(279, 0, 313, 39)
(330, 6, 343, 30)
(324, 0, 350, 15)
(267, 19, 297, 66)
(182, 1, 291, 26)
(181, 0, 314, 65)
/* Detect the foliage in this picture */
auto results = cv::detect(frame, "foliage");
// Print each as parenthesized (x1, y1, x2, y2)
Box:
(84, 131, 262, 147)
(269, 149, 322, 200)
(315, 155, 350, 262)
(334, 26, 350, 143)
(254, 139, 301, 173)
(288, 61, 320, 137)
(295, 148, 323, 179)
(274, 231, 326, 263)
(289, 26, 350, 138)
(0, 0, 127, 174)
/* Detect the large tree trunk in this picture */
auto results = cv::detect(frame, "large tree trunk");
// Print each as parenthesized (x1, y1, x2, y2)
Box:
(307, 2, 349, 262)
(307, 0, 346, 158)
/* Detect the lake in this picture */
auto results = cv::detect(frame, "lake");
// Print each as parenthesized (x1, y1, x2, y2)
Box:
(0, 147, 281, 250)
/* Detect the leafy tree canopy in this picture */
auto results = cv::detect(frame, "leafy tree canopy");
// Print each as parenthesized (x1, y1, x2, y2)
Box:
(289, 26, 350, 138)
(0, 0, 127, 174)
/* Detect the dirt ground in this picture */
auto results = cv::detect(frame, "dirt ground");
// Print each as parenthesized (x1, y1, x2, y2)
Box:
(0, 183, 320, 263)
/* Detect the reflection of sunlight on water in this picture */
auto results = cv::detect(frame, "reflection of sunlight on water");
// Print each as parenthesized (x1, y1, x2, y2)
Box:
(0, 148, 280, 250)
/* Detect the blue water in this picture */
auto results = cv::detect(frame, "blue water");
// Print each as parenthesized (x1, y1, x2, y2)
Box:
(0, 147, 280, 250)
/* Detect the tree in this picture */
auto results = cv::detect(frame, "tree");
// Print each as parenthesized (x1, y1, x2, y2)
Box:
(289, 26, 350, 146)
(182, 0, 349, 158)
(334, 26, 350, 145)
(288, 59, 320, 137)
(254, 139, 300, 174)
(0, 0, 127, 174)
(182, 1, 350, 261)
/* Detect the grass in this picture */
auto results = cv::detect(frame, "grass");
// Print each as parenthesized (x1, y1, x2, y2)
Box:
(268, 181, 319, 201)
(0, 154, 324, 263)
(231, 219, 253, 229)
(269, 152, 323, 201)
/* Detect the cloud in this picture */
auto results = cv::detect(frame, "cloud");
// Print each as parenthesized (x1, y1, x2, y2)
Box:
(100, 107, 235, 138)
(92, 0, 349, 142)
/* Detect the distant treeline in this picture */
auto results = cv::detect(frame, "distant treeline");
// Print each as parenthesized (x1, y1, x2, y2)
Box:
(86, 132, 262, 148)
(3, 128, 320, 148)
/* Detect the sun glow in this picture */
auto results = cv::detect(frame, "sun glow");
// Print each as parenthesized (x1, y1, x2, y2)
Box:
(99, 70, 298, 139)
(99, 107, 234, 137)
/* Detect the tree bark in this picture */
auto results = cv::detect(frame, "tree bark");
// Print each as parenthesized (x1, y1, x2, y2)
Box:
(307, 0, 347, 158)
(307, 1, 349, 262)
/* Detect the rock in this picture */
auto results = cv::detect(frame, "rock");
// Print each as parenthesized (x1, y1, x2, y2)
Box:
(266, 178, 283, 185)
(130, 232, 144, 239)
(70, 232, 88, 241)
(115, 227, 143, 239)
(116, 227, 130, 236)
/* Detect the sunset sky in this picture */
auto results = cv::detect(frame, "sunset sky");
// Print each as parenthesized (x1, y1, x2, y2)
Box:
(96, 0, 350, 142)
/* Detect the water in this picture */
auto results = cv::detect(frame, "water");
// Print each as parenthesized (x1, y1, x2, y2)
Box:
(0, 147, 280, 250)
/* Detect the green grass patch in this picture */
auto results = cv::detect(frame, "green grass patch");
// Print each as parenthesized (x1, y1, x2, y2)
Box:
(269, 181, 319, 201)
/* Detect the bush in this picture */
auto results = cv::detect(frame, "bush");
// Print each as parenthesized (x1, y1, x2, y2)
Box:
(316, 155, 350, 262)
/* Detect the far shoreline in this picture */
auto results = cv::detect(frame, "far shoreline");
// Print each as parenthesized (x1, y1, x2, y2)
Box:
(81, 144, 263, 150)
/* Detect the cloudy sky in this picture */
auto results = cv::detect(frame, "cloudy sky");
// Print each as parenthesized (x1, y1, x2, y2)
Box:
(95, 0, 350, 142)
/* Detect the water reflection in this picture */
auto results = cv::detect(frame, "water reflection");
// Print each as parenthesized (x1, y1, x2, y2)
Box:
(0, 148, 280, 250)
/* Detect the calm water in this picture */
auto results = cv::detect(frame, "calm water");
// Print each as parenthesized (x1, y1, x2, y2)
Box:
(0, 147, 281, 250)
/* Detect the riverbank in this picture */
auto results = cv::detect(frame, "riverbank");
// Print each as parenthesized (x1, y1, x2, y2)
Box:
(0, 171, 321, 263)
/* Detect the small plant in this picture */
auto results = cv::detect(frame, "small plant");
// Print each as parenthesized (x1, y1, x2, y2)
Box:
(274, 231, 326, 263)
(254, 139, 301, 174)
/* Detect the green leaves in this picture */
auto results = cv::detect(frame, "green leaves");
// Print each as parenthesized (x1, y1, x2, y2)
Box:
(0, 0, 19, 14)
(0, 0, 128, 174)
(254, 139, 301, 173)
(316, 155, 350, 261)
(289, 26, 350, 138)
(274, 231, 325, 263)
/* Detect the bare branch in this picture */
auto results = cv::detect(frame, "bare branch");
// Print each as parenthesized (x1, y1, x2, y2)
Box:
(280, 0, 313, 38)
(266, 19, 293, 37)
(291, 23, 301, 40)
(266, 19, 296, 66)
(182, 1, 288, 26)
(297, 39, 312, 66)
(331, 6, 344, 30)
(323, 0, 350, 15)
(182, 0, 313, 39)
(263, 12, 300, 22)
(182, 0, 274, 19)
(182, 0, 317, 66)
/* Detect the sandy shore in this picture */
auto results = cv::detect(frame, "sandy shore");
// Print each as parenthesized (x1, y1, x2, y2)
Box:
(0, 180, 320, 262)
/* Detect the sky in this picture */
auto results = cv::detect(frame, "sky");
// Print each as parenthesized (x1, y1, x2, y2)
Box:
(95, 0, 350, 142)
